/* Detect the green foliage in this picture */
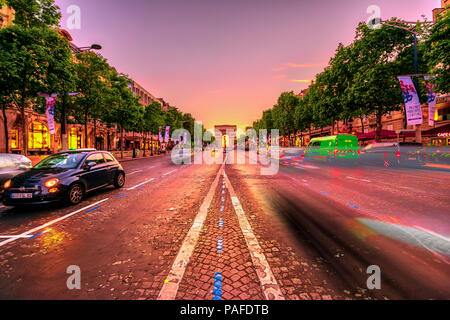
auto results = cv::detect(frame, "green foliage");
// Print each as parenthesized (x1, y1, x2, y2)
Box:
(5, 0, 61, 28)
(271, 91, 298, 135)
(144, 101, 165, 135)
(425, 10, 450, 93)
(73, 52, 110, 123)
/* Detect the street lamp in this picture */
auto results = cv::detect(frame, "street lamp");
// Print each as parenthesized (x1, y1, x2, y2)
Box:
(61, 44, 102, 151)
(77, 44, 103, 52)
(379, 20, 421, 75)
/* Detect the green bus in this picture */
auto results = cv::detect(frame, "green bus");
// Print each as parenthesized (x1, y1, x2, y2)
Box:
(305, 135, 360, 160)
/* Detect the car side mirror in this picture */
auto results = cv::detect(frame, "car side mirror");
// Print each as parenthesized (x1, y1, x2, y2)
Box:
(85, 161, 96, 170)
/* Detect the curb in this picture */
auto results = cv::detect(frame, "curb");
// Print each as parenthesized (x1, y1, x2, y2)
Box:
(424, 163, 450, 169)
(117, 153, 169, 163)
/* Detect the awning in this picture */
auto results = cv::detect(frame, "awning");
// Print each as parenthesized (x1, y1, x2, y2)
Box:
(422, 123, 450, 137)
(353, 130, 399, 140)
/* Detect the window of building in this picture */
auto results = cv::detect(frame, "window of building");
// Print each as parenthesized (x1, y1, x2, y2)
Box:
(387, 124, 393, 131)
(69, 128, 83, 149)
(28, 122, 50, 149)
(9, 129, 19, 149)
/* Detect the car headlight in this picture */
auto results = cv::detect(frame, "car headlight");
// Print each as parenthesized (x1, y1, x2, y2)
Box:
(44, 178, 59, 188)
(3, 179, 11, 189)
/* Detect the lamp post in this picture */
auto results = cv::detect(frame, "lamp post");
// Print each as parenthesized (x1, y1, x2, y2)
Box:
(61, 44, 102, 151)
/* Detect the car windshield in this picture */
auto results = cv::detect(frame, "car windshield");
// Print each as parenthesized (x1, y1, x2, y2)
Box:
(33, 153, 86, 169)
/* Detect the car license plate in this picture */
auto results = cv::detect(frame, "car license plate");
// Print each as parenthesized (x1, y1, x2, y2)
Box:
(408, 158, 417, 160)
(11, 193, 33, 199)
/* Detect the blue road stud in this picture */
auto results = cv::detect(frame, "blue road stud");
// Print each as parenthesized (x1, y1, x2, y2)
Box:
(213, 272, 223, 300)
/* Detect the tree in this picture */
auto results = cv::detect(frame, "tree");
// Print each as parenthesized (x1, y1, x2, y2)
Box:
(294, 95, 313, 145)
(103, 72, 142, 159)
(4, 0, 61, 28)
(0, 25, 75, 155)
(261, 109, 274, 131)
(272, 91, 298, 146)
(350, 20, 415, 141)
(424, 10, 450, 94)
(73, 51, 110, 148)
(144, 101, 165, 155)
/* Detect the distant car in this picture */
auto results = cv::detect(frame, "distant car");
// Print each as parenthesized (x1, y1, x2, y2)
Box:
(360, 142, 426, 168)
(2, 150, 125, 206)
(305, 135, 360, 161)
(0, 154, 33, 198)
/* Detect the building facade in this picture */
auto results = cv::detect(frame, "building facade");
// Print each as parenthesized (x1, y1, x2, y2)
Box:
(433, 0, 449, 22)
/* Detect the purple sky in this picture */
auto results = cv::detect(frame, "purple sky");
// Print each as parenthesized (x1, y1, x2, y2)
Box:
(55, 0, 440, 129)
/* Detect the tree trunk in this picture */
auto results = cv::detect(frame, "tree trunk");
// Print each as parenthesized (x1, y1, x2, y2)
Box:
(375, 108, 383, 142)
(150, 134, 153, 156)
(84, 110, 88, 148)
(20, 97, 27, 156)
(143, 132, 146, 157)
(359, 114, 365, 133)
(120, 126, 124, 159)
(93, 119, 97, 149)
(2, 106, 9, 153)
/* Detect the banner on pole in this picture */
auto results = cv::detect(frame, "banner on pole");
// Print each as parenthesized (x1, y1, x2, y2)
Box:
(424, 76, 437, 127)
(164, 126, 170, 143)
(398, 76, 423, 126)
(159, 127, 163, 143)
(46, 97, 56, 135)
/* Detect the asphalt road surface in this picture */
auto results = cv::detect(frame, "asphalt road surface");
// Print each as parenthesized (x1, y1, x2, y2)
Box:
(0, 151, 448, 300)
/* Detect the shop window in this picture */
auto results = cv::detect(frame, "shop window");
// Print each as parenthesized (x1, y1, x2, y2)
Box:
(28, 122, 50, 149)
(69, 128, 83, 149)
(9, 130, 19, 149)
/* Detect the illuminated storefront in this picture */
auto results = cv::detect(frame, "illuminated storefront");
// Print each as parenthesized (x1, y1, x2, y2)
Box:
(28, 122, 50, 150)
(9, 129, 19, 150)
(68, 127, 83, 149)
(423, 124, 450, 146)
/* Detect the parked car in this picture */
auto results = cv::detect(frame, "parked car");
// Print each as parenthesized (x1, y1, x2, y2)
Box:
(0, 153, 33, 198)
(305, 135, 360, 161)
(360, 142, 426, 168)
(2, 149, 125, 206)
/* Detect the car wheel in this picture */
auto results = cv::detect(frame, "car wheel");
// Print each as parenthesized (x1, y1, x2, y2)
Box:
(114, 172, 125, 189)
(67, 183, 84, 205)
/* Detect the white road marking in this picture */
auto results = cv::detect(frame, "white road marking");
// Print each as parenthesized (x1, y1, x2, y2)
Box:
(0, 235, 31, 239)
(126, 178, 155, 190)
(127, 170, 143, 176)
(295, 164, 320, 169)
(157, 162, 225, 300)
(163, 169, 177, 176)
(0, 198, 109, 249)
(223, 171, 285, 300)
(346, 176, 371, 183)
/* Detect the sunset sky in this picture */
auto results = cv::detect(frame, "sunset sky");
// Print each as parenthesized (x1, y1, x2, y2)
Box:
(55, 0, 440, 130)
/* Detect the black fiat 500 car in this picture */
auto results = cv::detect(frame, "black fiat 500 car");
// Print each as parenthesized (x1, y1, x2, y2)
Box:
(2, 149, 125, 206)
